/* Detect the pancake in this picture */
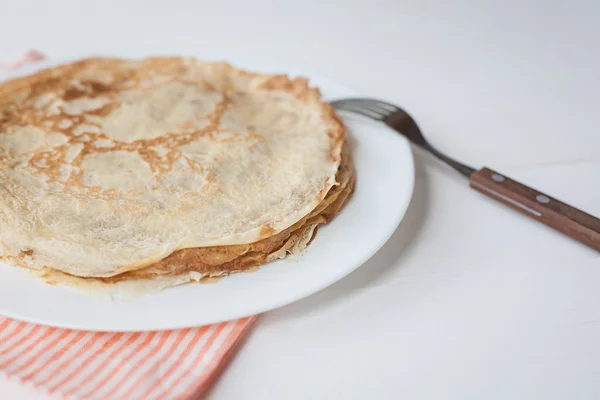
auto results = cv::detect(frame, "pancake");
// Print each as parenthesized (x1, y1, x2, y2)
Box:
(0, 57, 345, 278)
(36, 143, 353, 294)
(36, 149, 354, 298)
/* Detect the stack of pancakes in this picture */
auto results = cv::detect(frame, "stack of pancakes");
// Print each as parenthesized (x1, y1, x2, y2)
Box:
(0, 57, 355, 297)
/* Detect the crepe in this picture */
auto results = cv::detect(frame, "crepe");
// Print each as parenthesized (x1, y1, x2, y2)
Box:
(0, 57, 345, 279)
(37, 146, 354, 298)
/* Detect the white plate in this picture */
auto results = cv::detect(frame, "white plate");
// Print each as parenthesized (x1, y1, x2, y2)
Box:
(0, 56, 414, 331)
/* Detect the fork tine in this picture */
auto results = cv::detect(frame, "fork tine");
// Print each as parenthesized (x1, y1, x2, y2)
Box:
(333, 98, 399, 113)
(331, 103, 386, 120)
(337, 107, 385, 120)
(357, 99, 399, 113)
(331, 99, 399, 120)
(355, 102, 395, 117)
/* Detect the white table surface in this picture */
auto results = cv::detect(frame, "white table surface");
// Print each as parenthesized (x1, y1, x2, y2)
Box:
(1, 0, 599, 398)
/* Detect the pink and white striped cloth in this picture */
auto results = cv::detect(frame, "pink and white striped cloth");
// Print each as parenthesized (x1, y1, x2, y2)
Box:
(0, 50, 46, 71)
(0, 51, 259, 400)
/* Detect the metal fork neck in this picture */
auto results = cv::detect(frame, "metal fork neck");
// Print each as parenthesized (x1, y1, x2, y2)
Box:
(421, 142, 475, 178)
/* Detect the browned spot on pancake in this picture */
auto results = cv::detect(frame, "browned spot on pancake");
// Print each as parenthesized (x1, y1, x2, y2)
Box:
(19, 249, 34, 257)
(88, 82, 113, 96)
(259, 225, 276, 239)
(199, 276, 220, 284)
(63, 86, 87, 101)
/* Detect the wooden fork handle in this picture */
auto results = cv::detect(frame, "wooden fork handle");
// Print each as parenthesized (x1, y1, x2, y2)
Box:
(469, 167, 600, 252)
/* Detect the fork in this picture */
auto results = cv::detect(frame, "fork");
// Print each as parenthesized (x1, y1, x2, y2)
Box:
(331, 98, 600, 252)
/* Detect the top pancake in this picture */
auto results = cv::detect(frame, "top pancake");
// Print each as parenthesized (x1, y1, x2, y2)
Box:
(0, 57, 345, 277)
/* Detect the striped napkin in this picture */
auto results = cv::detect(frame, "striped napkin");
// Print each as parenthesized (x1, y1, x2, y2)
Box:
(0, 51, 259, 400)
